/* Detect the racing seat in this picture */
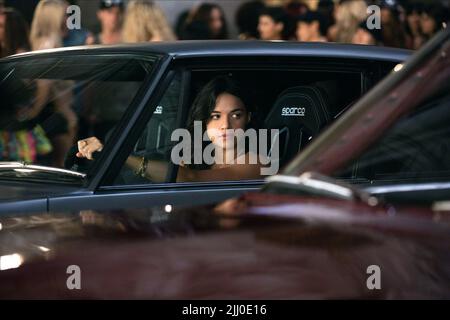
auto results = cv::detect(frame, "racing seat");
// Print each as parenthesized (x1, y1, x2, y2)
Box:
(263, 85, 332, 168)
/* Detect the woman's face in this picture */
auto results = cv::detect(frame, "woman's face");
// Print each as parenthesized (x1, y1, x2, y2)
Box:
(209, 7, 223, 36)
(381, 8, 393, 24)
(98, 6, 123, 32)
(407, 11, 421, 32)
(421, 13, 436, 35)
(206, 92, 248, 150)
(352, 28, 375, 45)
(258, 15, 282, 40)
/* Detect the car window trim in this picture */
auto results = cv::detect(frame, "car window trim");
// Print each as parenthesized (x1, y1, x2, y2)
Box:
(166, 68, 191, 183)
(96, 65, 182, 187)
(97, 179, 265, 192)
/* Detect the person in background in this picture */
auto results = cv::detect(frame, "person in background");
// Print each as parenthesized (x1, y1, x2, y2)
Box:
(89, 0, 124, 45)
(379, 2, 406, 48)
(0, 7, 30, 58)
(235, 0, 265, 40)
(0, 70, 53, 164)
(327, 0, 367, 43)
(296, 11, 327, 42)
(0, 4, 5, 56)
(317, 0, 335, 38)
(285, 1, 309, 19)
(420, 4, 445, 44)
(28, 0, 77, 167)
(62, 0, 93, 47)
(175, 9, 190, 40)
(122, 0, 176, 42)
(404, 3, 425, 50)
(257, 6, 291, 40)
(352, 21, 383, 46)
(181, 3, 228, 40)
(0, 7, 52, 164)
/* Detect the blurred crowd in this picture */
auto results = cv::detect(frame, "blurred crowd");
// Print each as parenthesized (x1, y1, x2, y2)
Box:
(0, 0, 448, 59)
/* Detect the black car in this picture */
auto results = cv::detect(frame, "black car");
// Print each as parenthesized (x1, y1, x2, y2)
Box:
(0, 41, 410, 214)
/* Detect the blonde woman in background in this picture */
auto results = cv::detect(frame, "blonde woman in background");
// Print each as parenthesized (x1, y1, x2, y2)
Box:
(27, 0, 77, 167)
(122, 0, 176, 43)
(30, 0, 67, 50)
(328, 0, 367, 43)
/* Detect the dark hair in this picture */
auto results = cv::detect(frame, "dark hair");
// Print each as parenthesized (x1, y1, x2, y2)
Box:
(422, 4, 445, 34)
(404, 3, 424, 16)
(235, 0, 265, 39)
(187, 76, 252, 132)
(260, 6, 287, 24)
(0, 72, 33, 130)
(259, 6, 293, 40)
(175, 9, 190, 39)
(185, 3, 228, 40)
(1, 8, 30, 58)
(185, 76, 254, 169)
(297, 11, 326, 36)
(317, 0, 335, 33)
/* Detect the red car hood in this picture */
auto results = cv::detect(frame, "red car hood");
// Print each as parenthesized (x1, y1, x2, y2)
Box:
(0, 192, 449, 299)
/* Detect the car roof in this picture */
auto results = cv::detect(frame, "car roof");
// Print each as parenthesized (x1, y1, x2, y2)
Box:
(5, 40, 411, 63)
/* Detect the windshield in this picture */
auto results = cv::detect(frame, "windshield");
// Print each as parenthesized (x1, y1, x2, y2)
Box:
(0, 54, 157, 183)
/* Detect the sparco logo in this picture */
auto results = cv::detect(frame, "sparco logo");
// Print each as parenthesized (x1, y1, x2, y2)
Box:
(154, 106, 163, 114)
(282, 107, 305, 117)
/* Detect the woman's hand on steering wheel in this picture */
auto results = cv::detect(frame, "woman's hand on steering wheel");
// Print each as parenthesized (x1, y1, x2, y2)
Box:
(77, 137, 104, 160)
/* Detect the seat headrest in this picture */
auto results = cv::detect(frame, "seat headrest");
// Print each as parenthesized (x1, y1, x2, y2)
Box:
(263, 85, 331, 168)
(264, 85, 331, 135)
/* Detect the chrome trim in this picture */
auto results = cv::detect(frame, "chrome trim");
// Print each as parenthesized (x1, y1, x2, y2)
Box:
(365, 182, 450, 194)
(266, 173, 354, 199)
(0, 162, 86, 178)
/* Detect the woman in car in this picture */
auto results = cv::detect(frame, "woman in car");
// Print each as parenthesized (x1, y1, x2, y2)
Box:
(76, 76, 269, 182)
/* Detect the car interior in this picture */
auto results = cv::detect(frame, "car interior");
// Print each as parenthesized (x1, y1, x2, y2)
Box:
(114, 69, 363, 185)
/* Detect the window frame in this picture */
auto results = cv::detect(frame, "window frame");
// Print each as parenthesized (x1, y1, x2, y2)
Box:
(97, 57, 376, 192)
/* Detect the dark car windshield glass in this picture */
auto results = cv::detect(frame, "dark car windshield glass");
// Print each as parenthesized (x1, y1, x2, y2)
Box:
(334, 87, 450, 184)
(0, 55, 156, 182)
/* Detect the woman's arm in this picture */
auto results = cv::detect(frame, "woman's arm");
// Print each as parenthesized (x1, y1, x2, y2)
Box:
(126, 155, 169, 182)
(77, 137, 170, 181)
(78, 138, 265, 182)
